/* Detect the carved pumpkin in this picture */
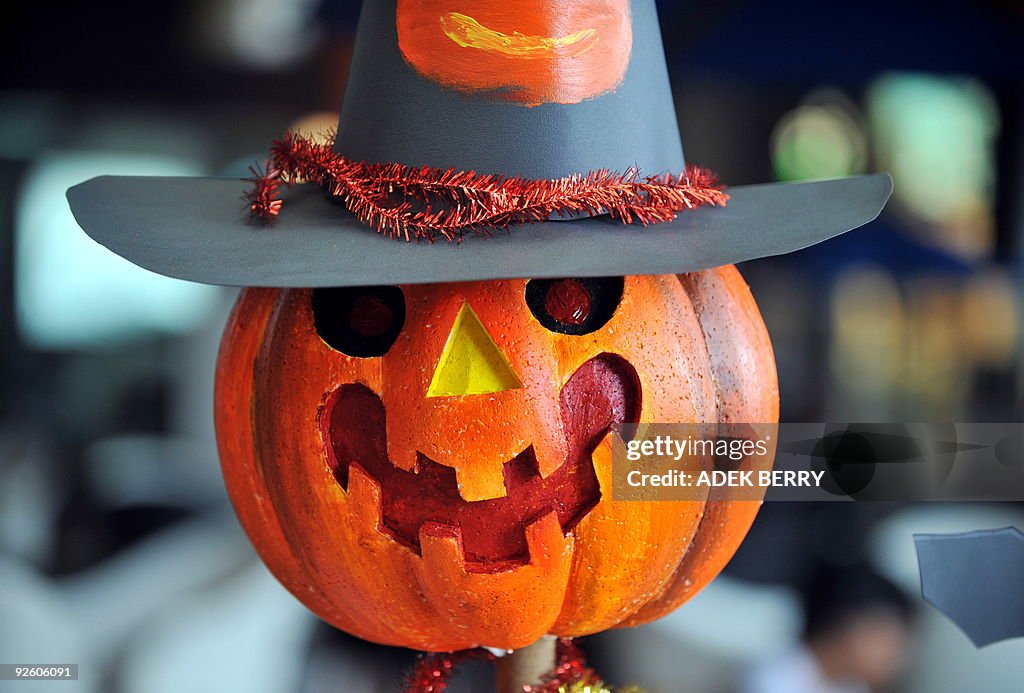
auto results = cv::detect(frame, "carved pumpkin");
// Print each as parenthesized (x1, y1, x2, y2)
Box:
(215, 267, 778, 651)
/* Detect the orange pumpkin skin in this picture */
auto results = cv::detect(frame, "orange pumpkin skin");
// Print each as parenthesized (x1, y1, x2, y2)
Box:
(215, 269, 778, 651)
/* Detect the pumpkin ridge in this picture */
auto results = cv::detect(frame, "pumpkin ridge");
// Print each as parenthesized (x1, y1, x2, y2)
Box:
(611, 271, 724, 625)
(217, 289, 361, 633)
(616, 267, 777, 627)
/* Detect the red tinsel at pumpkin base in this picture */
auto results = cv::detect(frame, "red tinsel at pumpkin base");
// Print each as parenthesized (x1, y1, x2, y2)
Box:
(245, 130, 728, 242)
(403, 639, 645, 693)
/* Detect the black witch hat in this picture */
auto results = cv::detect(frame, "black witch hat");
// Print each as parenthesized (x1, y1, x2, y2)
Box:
(66, 0, 891, 287)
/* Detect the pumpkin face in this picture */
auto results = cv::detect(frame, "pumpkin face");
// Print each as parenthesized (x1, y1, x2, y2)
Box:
(396, 0, 633, 105)
(215, 268, 778, 651)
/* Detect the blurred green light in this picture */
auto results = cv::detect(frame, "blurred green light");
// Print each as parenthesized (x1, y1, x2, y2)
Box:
(773, 103, 867, 181)
(868, 73, 998, 226)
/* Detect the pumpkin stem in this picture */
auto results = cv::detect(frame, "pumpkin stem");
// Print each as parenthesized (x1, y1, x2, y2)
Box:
(495, 638, 557, 693)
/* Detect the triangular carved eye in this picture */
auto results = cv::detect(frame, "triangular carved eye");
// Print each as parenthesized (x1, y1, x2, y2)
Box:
(312, 286, 406, 357)
(525, 277, 624, 335)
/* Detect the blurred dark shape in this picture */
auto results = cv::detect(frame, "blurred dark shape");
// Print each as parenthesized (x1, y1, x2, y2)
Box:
(54, 502, 190, 576)
(301, 624, 493, 693)
(314, 1, 363, 32)
(0, 0, 357, 110)
(744, 563, 914, 693)
(780, 424, 979, 500)
(779, 220, 975, 279)
(914, 527, 1024, 647)
(804, 564, 914, 691)
(802, 563, 914, 642)
(728, 504, 892, 587)
(661, 0, 1024, 84)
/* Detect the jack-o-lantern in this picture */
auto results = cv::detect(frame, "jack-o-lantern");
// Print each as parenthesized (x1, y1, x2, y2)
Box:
(67, 0, 890, 679)
(215, 268, 778, 651)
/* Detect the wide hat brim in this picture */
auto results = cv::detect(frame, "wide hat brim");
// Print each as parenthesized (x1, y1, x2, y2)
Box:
(67, 173, 892, 288)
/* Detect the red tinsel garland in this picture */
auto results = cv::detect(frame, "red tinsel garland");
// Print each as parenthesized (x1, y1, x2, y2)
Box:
(244, 130, 728, 242)
(402, 648, 494, 693)
(403, 639, 636, 693)
(522, 639, 599, 692)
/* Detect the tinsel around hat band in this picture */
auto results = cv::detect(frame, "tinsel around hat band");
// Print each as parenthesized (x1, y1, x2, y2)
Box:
(245, 130, 728, 242)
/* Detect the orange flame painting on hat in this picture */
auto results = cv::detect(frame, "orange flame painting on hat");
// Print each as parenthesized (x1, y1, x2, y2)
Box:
(397, 0, 633, 105)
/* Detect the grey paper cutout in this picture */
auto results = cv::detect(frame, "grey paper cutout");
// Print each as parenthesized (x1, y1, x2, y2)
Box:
(336, 0, 685, 179)
(66, 173, 892, 288)
(914, 527, 1024, 647)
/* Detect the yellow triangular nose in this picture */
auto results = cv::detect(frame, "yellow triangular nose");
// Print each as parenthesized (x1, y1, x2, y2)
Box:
(427, 303, 523, 398)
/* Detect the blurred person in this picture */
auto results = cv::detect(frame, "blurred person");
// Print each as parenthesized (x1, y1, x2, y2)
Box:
(743, 565, 914, 693)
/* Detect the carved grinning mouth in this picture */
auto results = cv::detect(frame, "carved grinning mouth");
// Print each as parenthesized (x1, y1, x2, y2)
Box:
(321, 354, 641, 573)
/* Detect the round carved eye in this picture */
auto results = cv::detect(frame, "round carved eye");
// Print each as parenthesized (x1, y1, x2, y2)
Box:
(525, 277, 624, 335)
(349, 295, 393, 337)
(545, 279, 591, 325)
(312, 286, 406, 357)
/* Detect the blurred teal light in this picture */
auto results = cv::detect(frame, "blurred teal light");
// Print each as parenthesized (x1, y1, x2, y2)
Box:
(868, 73, 998, 227)
(16, 152, 222, 349)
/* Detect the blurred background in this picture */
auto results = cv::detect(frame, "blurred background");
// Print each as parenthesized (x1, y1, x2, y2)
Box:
(1, 0, 1023, 691)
